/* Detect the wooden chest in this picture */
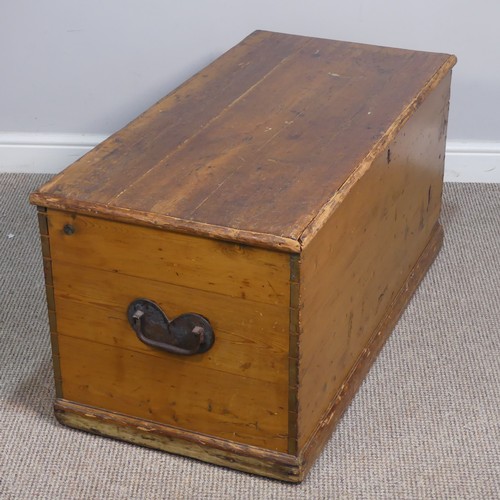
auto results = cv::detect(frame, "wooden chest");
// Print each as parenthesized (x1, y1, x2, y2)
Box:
(30, 31, 456, 482)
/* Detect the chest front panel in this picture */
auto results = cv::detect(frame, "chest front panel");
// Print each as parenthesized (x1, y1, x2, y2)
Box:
(47, 209, 291, 452)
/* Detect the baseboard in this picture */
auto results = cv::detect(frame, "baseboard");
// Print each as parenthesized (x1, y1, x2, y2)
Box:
(0, 133, 108, 174)
(444, 141, 500, 182)
(1, 134, 499, 182)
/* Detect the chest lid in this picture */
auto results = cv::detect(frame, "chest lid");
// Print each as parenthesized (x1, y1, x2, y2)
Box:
(30, 30, 456, 252)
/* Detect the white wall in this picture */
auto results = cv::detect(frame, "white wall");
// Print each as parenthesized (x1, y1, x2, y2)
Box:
(1, 0, 499, 180)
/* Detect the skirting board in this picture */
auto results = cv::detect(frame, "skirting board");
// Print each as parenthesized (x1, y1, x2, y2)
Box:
(1, 134, 499, 182)
(445, 141, 500, 182)
(0, 133, 107, 175)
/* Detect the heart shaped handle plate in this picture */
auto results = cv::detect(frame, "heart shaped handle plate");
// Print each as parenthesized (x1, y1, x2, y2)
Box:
(127, 298, 215, 355)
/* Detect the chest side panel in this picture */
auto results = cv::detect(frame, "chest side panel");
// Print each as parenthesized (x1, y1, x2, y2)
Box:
(47, 211, 291, 452)
(297, 73, 452, 449)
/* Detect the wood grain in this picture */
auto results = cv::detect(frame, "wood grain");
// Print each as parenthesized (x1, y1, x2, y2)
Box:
(296, 74, 451, 448)
(36, 31, 308, 205)
(47, 209, 290, 306)
(58, 334, 289, 451)
(51, 262, 289, 384)
(31, 31, 456, 250)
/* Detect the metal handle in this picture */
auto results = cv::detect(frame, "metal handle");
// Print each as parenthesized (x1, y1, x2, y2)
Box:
(127, 298, 214, 355)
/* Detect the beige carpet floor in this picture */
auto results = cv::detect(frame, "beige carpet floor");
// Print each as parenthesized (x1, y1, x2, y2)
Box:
(1, 174, 499, 499)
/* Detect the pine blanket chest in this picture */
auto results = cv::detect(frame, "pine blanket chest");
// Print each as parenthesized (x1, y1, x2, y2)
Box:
(30, 31, 456, 482)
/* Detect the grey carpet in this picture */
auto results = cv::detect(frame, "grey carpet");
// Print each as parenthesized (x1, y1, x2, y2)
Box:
(0, 174, 499, 500)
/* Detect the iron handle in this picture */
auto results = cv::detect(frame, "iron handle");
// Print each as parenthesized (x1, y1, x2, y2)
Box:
(127, 298, 215, 355)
